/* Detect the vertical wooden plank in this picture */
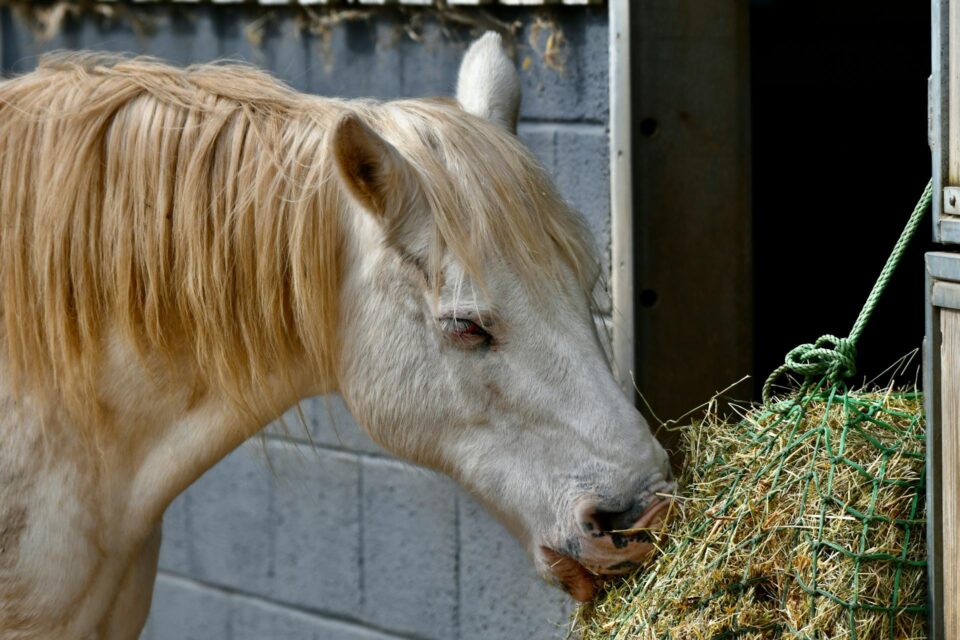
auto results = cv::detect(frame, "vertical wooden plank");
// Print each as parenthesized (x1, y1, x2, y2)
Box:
(609, 0, 635, 400)
(933, 0, 948, 240)
(631, 0, 752, 452)
(927, 265, 945, 640)
(940, 309, 960, 640)
(951, 0, 960, 183)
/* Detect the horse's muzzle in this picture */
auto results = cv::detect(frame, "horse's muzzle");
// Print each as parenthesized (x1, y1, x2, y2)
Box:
(542, 494, 674, 602)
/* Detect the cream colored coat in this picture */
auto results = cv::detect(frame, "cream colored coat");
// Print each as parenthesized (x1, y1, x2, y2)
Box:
(0, 34, 672, 639)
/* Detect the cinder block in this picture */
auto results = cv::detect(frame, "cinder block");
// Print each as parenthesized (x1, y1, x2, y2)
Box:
(179, 441, 275, 588)
(254, 10, 311, 91)
(457, 494, 573, 640)
(142, 574, 232, 640)
(140, 6, 222, 65)
(2, 4, 227, 69)
(305, 395, 384, 453)
(307, 13, 404, 100)
(143, 573, 416, 640)
(2, 5, 138, 71)
(516, 9, 609, 122)
(167, 441, 363, 618)
(231, 596, 408, 640)
(390, 9, 609, 122)
(554, 124, 610, 263)
(80, 10, 144, 58)
(518, 122, 610, 272)
(3, 7, 610, 126)
(398, 20, 462, 99)
(361, 457, 458, 639)
(518, 124, 559, 174)
(266, 394, 385, 456)
(206, 5, 262, 66)
(157, 490, 192, 575)
(176, 7, 223, 63)
(265, 440, 363, 615)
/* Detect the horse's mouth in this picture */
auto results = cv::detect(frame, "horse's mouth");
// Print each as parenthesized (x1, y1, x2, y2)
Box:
(541, 546, 599, 602)
(540, 535, 659, 602)
(541, 540, 658, 602)
(541, 496, 673, 602)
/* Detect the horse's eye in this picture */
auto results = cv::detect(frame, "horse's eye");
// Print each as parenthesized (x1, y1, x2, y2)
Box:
(440, 317, 492, 347)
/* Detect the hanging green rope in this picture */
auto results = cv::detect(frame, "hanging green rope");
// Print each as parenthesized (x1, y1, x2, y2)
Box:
(578, 181, 932, 640)
(761, 179, 933, 404)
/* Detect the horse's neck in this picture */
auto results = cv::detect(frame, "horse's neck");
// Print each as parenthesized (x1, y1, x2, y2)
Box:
(107, 330, 325, 513)
(9, 326, 322, 531)
(0, 349, 288, 635)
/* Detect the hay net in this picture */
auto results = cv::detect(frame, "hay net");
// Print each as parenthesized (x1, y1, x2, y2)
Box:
(578, 181, 933, 640)
(725, 178, 934, 637)
(646, 381, 927, 639)
(578, 384, 927, 639)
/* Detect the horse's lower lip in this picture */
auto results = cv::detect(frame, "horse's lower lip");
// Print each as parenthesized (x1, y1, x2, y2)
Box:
(541, 497, 674, 600)
(540, 546, 598, 602)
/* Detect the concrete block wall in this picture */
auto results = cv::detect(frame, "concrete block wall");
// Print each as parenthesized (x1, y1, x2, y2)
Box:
(0, 4, 609, 638)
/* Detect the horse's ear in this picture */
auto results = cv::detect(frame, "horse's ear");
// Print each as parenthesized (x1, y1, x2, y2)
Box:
(456, 32, 520, 133)
(330, 113, 412, 218)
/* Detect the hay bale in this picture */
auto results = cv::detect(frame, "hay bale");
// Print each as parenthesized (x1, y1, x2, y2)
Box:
(577, 387, 927, 640)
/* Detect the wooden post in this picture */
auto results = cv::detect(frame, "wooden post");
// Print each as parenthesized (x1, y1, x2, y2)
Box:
(950, 0, 960, 185)
(923, 252, 960, 640)
(940, 309, 960, 640)
(609, 0, 636, 401)
(630, 0, 753, 455)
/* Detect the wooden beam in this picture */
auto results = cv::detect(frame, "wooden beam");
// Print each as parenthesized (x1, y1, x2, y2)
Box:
(925, 258, 945, 640)
(950, 0, 960, 185)
(631, 0, 752, 455)
(940, 309, 960, 640)
(609, 0, 635, 400)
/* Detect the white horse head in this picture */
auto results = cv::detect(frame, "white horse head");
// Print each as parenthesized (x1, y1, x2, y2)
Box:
(330, 33, 673, 600)
(0, 37, 673, 636)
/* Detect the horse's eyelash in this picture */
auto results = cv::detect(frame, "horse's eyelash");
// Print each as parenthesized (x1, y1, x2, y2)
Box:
(439, 317, 495, 348)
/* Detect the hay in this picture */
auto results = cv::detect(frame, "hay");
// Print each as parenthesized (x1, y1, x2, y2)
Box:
(577, 385, 927, 640)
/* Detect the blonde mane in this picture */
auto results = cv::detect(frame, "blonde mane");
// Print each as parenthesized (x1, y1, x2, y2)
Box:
(0, 54, 596, 429)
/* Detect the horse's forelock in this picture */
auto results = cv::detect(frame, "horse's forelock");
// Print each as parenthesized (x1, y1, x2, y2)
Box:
(380, 101, 599, 299)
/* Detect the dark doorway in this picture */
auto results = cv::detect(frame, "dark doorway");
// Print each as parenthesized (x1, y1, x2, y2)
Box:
(751, 0, 933, 396)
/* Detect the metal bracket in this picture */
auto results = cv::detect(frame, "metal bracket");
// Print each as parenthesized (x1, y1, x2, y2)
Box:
(944, 187, 960, 214)
(933, 280, 960, 310)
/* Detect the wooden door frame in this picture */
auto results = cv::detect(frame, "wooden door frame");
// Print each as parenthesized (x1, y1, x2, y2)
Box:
(612, 0, 752, 455)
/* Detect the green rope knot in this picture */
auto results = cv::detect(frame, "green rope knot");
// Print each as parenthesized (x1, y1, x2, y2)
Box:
(783, 334, 857, 380)
(762, 335, 857, 405)
(761, 179, 933, 406)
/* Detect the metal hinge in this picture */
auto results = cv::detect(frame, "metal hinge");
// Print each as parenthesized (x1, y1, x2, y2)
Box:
(944, 187, 960, 214)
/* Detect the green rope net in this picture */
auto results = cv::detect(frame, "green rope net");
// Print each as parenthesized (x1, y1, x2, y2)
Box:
(620, 383, 928, 639)
(579, 182, 932, 640)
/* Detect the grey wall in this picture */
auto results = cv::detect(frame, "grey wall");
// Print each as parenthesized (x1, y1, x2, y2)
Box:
(0, 5, 609, 639)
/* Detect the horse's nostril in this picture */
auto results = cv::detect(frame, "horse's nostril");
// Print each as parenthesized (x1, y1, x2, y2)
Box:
(584, 502, 643, 534)
(580, 492, 675, 535)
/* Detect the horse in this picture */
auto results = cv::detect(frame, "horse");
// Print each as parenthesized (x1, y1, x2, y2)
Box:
(0, 33, 673, 639)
